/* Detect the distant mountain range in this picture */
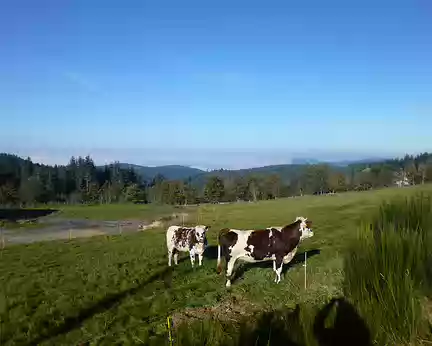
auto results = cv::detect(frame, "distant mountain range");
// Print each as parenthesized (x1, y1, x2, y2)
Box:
(120, 157, 390, 183)
(291, 157, 389, 166)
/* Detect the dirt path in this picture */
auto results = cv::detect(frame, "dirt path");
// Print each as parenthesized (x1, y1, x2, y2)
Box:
(1, 213, 189, 246)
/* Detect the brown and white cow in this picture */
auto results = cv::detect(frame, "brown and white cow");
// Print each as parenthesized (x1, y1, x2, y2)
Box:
(166, 225, 209, 267)
(216, 217, 313, 287)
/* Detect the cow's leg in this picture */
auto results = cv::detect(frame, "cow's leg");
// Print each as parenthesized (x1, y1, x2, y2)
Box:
(168, 249, 173, 267)
(225, 257, 237, 288)
(273, 260, 277, 282)
(198, 252, 203, 266)
(275, 256, 284, 284)
(189, 250, 196, 268)
(173, 249, 179, 265)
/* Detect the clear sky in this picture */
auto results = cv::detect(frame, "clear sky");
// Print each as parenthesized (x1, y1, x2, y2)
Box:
(1, 0, 431, 169)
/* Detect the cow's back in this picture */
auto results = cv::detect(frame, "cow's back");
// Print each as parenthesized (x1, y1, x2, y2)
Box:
(220, 229, 256, 259)
(166, 225, 179, 243)
(173, 227, 196, 251)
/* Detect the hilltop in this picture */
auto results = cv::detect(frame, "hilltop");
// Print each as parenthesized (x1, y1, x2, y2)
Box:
(120, 157, 388, 186)
(117, 163, 204, 181)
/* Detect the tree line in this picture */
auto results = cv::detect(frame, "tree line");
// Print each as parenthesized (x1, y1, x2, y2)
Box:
(1, 152, 432, 206)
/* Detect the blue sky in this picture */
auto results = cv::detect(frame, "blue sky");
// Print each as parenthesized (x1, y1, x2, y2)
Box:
(1, 0, 431, 169)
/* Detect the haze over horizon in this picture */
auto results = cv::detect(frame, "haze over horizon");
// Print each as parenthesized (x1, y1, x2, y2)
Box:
(0, 146, 412, 170)
(1, 0, 431, 169)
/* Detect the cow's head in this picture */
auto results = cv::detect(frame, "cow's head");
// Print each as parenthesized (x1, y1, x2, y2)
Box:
(194, 225, 210, 243)
(295, 216, 313, 240)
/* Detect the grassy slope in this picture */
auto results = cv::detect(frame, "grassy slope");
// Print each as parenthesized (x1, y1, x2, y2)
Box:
(1, 186, 431, 345)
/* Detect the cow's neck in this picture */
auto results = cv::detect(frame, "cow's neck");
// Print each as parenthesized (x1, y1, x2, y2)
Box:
(281, 221, 301, 232)
(280, 222, 302, 241)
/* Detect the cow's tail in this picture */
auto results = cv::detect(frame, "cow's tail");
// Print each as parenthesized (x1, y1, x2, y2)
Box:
(217, 228, 229, 274)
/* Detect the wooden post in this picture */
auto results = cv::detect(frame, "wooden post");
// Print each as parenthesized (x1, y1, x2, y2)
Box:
(118, 221, 122, 235)
(1, 225, 5, 250)
(69, 228, 72, 241)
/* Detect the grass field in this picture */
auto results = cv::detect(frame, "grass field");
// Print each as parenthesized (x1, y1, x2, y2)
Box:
(56, 203, 186, 221)
(1, 186, 432, 345)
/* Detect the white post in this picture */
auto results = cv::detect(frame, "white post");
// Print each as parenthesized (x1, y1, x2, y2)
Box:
(304, 251, 307, 289)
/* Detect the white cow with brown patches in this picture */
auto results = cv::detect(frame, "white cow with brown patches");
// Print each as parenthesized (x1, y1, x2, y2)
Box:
(217, 217, 313, 287)
(166, 225, 210, 268)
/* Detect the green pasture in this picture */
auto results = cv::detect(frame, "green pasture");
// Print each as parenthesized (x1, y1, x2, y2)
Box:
(1, 185, 432, 345)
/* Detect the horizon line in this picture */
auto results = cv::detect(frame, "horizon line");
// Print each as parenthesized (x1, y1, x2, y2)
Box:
(2, 150, 425, 172)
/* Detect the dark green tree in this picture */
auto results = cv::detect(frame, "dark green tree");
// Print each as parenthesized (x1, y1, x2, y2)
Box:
(204, 176, 225, 203)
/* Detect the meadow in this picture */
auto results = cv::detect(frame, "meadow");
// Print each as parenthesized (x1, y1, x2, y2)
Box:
(1, 185, 432, 345)
(55, 203, 184, 221)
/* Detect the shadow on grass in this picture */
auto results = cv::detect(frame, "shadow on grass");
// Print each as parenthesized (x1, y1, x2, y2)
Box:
(231, 249, 321, 284)
(244, 297, 371, 346)
(175, 297, 372, 346)
(203, 245, 219, 260)
(26, 260, 193, 345)
(237, 304, 304, 346)
(0, 208, 58, 222)
(313, 298, 372, 346)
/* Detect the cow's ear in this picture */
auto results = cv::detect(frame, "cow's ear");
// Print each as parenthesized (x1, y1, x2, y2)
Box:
(205, 226, 210, 231)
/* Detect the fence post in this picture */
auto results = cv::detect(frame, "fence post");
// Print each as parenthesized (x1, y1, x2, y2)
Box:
(67, 220, 73, 241)
(304, 251, 307, 289)
(167, 316, 174, 346)
(1, 224, 5, 250)
(118, 221, 122, 235)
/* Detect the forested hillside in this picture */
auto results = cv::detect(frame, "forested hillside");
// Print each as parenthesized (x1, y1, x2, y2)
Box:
(0, 154, 143, 206)
(118, 163, 204, 181)
(1, 152, 432, 206)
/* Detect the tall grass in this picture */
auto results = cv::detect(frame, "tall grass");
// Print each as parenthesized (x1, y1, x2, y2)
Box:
(344, 192, 432, 344)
